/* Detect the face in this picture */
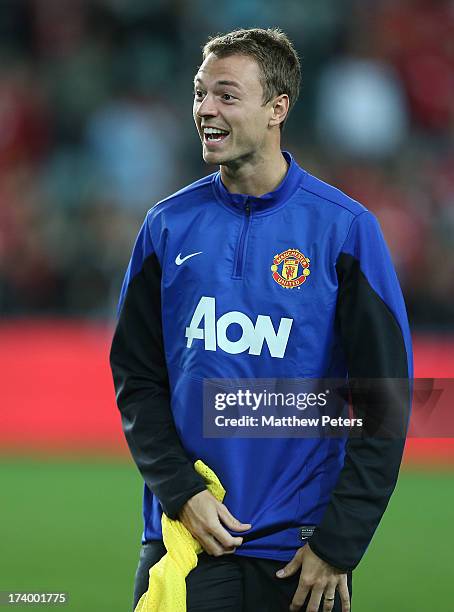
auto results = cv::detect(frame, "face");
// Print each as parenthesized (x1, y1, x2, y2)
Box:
(193, 53, 275, 166)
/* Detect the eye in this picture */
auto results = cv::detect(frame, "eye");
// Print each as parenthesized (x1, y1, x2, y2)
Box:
(194, 90, 205, 100)
(221, 93, 235, 101)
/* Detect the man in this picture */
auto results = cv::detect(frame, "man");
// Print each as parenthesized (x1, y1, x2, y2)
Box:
(110, 28, 412, 612)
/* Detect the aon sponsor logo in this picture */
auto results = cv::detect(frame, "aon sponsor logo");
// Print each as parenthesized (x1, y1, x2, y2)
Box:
(185, 296, 293, 358)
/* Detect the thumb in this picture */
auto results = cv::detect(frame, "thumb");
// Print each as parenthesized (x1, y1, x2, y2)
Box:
(276, 554, 302, 578)
(218, 504, 252, 531)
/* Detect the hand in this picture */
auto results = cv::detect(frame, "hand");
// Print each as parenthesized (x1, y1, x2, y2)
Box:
(178, 490, 252, 557)
(276, 543, 350, 611)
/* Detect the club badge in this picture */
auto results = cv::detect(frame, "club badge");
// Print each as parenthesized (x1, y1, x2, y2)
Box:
(271, 248, 310, 289)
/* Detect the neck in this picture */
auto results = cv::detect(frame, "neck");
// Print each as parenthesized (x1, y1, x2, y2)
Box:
(220, 148, 289, 197)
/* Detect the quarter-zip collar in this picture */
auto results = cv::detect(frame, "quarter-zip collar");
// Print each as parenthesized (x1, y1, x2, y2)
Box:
(212, 151, 306, 216)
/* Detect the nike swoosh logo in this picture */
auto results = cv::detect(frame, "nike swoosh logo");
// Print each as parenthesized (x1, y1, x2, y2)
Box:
(175, 251, 203, 265)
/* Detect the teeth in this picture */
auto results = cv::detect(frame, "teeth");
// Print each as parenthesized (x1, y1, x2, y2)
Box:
(204, 127, 228, 135)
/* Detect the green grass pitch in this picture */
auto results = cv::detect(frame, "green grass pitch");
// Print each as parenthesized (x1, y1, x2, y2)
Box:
(1, 458, 451, 611)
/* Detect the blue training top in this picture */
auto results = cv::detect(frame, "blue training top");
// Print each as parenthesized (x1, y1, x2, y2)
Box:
(110, 151, 412, 569)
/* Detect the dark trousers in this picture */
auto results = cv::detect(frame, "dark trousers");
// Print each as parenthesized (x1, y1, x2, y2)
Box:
(133, 540, 353, 611)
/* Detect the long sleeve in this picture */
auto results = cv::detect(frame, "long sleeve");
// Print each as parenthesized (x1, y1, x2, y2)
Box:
(109, 216, 206, 519)
(309, 210, 413, 571)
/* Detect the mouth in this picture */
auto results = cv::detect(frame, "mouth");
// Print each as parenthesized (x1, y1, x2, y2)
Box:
(202, 126, 230, 147)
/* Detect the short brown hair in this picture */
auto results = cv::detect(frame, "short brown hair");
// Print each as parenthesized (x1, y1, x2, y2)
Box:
(202, 28, 301, 129)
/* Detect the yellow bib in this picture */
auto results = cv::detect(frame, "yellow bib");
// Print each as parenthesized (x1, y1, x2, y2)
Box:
(134, 460, 226, 612)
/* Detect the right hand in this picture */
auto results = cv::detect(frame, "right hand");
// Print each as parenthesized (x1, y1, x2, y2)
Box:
(178, 490, 252, 556)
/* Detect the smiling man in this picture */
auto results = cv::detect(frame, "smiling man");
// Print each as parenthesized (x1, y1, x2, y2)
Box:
(193, 50, 290, 196)
(110, 28, 412, 612)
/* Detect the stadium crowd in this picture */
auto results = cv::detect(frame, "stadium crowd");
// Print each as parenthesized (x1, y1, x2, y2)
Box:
(0, 0, 452, 327)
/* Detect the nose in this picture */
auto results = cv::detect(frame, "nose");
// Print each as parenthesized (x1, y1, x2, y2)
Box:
(195, 93, 218, 119)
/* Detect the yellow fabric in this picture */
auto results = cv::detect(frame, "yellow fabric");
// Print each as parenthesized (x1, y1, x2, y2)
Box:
(134, 460, 226, 612)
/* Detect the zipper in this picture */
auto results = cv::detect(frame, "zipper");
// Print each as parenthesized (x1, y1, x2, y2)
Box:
(233, 201, 251, 278)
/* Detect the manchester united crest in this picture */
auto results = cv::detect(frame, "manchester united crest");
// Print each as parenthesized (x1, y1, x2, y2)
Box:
(271, 248, 311, 289)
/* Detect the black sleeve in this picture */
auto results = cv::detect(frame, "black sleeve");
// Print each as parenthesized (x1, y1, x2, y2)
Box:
(308, 251, 411, 571)
(110, 251, 206, 519)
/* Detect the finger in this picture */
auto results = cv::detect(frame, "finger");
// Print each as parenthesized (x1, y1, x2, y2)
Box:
(191, 528, 226, 556)
(206, 541, 237, 555)
(322, 583, 337, 612)
(201, 533, 231, 557)
(210, 522, 244, 549)
(305, 583, 325, 612)
(217, 504, 252, 531)
(289, 582, 309, 612)
(220, 546, 237, 555)
(338, 576, 351, 612)
(276, 552, 303, 578)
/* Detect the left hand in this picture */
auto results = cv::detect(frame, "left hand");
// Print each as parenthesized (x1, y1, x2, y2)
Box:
(276, 543, 350, 612)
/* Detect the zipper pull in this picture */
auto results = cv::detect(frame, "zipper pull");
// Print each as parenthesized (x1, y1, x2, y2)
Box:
(245, 203, 251, 216)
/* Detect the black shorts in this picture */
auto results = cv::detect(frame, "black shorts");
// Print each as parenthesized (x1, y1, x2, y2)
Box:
(133, 540, 353, 611)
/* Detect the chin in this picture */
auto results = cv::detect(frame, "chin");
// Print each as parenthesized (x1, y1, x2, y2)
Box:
(203, 147, 246, 168)
(202, 149, 229, 165)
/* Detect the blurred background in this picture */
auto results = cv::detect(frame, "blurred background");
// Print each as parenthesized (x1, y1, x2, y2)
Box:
(0, 0, 453, 610)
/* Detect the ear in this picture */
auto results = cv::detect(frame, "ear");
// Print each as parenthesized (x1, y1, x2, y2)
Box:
(268, 94, 289, 128)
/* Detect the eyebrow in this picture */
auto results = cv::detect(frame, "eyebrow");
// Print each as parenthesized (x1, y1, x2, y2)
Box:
(194, 77, 242, 90)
